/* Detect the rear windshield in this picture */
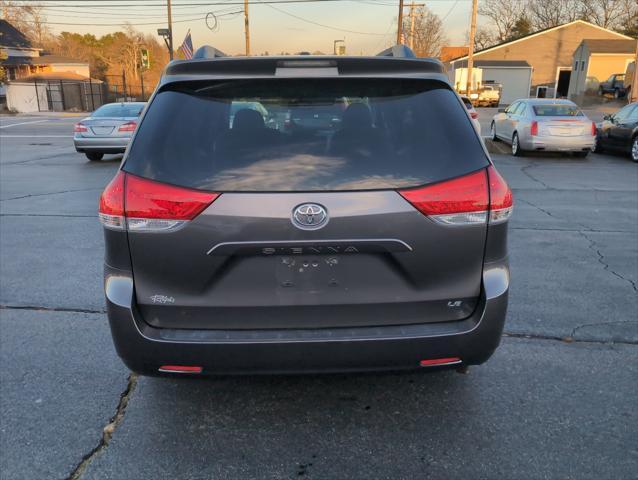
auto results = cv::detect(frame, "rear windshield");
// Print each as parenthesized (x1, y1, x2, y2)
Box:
(93, 103, 144, 118)
(123, 78, 488, 192)
(533, 104, 583, 117)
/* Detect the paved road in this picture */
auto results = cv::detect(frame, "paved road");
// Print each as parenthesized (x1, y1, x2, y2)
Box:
(1, 114, 637, 480)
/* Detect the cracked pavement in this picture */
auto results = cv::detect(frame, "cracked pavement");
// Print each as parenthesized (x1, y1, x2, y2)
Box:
(1, 114, 637, 479)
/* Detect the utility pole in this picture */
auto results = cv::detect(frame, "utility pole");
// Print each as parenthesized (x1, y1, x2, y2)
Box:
(631, 40, 638, 103)
(408, 2, 416, 50)
(396, 0, 404, 45)
(167, 0, 174, 60)
(244, 0, 251, 56)
(465, 0, 478, 95)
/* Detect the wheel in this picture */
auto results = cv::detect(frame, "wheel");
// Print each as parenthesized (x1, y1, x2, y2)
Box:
(511, 132, 523, 156)
(490, 122, 500, 141)
(86, 152, 104, 161)
(598, 87, 604, 96)
(631, 137, 638, 163)
(573, 151, 589, 158)
(613, 89, 620, 99)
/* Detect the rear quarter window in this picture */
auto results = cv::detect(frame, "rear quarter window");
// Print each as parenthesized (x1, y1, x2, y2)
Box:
(123, 78, 488, 192)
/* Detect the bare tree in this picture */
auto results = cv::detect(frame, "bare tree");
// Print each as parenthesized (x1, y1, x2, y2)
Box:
(0, 1, 51, 46)
(474, 27, 496, 50)
(478, 0, 527, 43)
(581, 0, 627, 28)
(528, 0, 583, 29)
(403, 5, 447, 57)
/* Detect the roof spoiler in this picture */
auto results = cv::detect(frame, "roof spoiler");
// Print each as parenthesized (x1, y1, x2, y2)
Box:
(376, 45, 417, 58)
(192, 45, 228, 59)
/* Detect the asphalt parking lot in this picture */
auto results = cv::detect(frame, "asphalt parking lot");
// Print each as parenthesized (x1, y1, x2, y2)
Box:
(1, 112, 637, 480)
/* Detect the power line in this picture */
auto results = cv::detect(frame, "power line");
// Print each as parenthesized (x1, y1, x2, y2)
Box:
(255, 0, 386, 35)
(17, 10, 243, 26)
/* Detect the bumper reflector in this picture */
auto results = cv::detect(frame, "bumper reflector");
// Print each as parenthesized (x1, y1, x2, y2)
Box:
(419, 357, 462, 367)
(158, 365, 203, 374)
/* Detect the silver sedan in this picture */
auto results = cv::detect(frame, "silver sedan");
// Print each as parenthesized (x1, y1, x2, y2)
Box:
(490, 99, 596, 157)
(74, 102, 145, 161)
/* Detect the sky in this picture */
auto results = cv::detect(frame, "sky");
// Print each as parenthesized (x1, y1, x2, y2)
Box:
(33, 0, 474, 56)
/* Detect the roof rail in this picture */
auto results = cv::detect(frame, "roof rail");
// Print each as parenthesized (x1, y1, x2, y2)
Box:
(376, 45, 417, 58)
(192, 45, 228, 59)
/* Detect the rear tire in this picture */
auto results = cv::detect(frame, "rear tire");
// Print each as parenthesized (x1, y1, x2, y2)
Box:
(511, 132, 523, 156)
(613, 89, 620, 99)
(490, 122, 500, 141)
(86, 152, 104, 161)
(592, 135, 604, 153)
(631, 137, 638, 163)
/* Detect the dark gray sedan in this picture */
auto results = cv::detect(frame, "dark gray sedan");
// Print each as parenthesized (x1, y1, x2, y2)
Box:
(74, 102, 145, 161)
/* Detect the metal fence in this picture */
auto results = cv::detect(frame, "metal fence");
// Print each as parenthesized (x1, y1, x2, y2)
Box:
(30, 79, 107, 112)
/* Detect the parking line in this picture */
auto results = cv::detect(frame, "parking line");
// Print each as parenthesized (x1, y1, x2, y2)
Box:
(0, 120, 49, 129)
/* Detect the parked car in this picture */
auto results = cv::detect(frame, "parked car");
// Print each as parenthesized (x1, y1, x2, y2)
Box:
(593, 102, 638, 162)
(460, 94, 481, 134)
(490, 99, 595, 157)
(598, 73, 627, 99)
(74, 102, 145, 161)
(98, 50, 512, 377)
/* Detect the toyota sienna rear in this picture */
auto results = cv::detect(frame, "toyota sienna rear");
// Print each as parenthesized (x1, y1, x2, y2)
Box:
(100, 49, 512, 376)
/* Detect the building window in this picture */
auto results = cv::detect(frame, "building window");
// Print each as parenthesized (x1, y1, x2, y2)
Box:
(581, 61, 585, 71)
(8, 68, 16, 80)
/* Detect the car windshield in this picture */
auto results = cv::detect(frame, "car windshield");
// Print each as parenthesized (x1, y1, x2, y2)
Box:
(124, 78, 488, 192)
(92, 103, 143, 118)
(532, 104, 583, 117)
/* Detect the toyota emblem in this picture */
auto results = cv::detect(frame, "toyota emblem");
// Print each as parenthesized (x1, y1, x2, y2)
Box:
(292, 203, 328, 230)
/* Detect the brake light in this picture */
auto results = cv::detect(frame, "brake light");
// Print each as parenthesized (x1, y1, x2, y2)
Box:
(470, 111, 478, 119)
(591, 122, 596, 136)
(74, 123, 87, 133)
(530, 121, 538, 136)
(98, 172, 219, 232)
(398, 166, 513, 226)
(118, 121, 137, 132)
(398, 170, 489, 225)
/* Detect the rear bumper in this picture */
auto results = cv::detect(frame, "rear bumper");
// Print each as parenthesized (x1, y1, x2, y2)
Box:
(74, 135, 130, 153)
(524, 134, 595, 152)
(105, 262, 509, 375)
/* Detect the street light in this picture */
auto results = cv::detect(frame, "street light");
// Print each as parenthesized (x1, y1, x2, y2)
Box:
(157, 28, 173, 60)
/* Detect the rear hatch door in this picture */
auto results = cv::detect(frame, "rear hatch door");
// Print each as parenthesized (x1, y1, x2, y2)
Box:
(122, 77, 491, 330)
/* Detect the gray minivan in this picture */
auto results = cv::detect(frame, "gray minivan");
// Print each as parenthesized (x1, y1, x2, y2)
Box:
(99, 49, 513, 376)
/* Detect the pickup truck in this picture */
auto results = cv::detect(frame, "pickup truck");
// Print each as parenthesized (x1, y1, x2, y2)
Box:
(473, 85, 501, 107)
(599, 74, 627, 98)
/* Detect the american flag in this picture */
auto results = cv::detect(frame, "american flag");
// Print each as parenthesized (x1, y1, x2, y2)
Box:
(179, 30, 194, 59)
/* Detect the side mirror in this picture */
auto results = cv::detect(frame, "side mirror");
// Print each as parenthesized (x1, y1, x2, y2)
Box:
(498, 108, 506, 113)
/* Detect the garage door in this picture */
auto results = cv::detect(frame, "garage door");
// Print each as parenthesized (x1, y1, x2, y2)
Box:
(482, 67, 532, 105)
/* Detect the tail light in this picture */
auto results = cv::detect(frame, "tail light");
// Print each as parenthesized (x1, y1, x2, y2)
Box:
(98, 171, 219, 232)
(74, 123, 87, 133)
(591, 122, 596, 136)
(470, 111, 478, 119)
(487, 166, 514, 224)
(398, 166, 513, 226)
(118, 121, 137, 132)
(530, 121, 538, 136)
